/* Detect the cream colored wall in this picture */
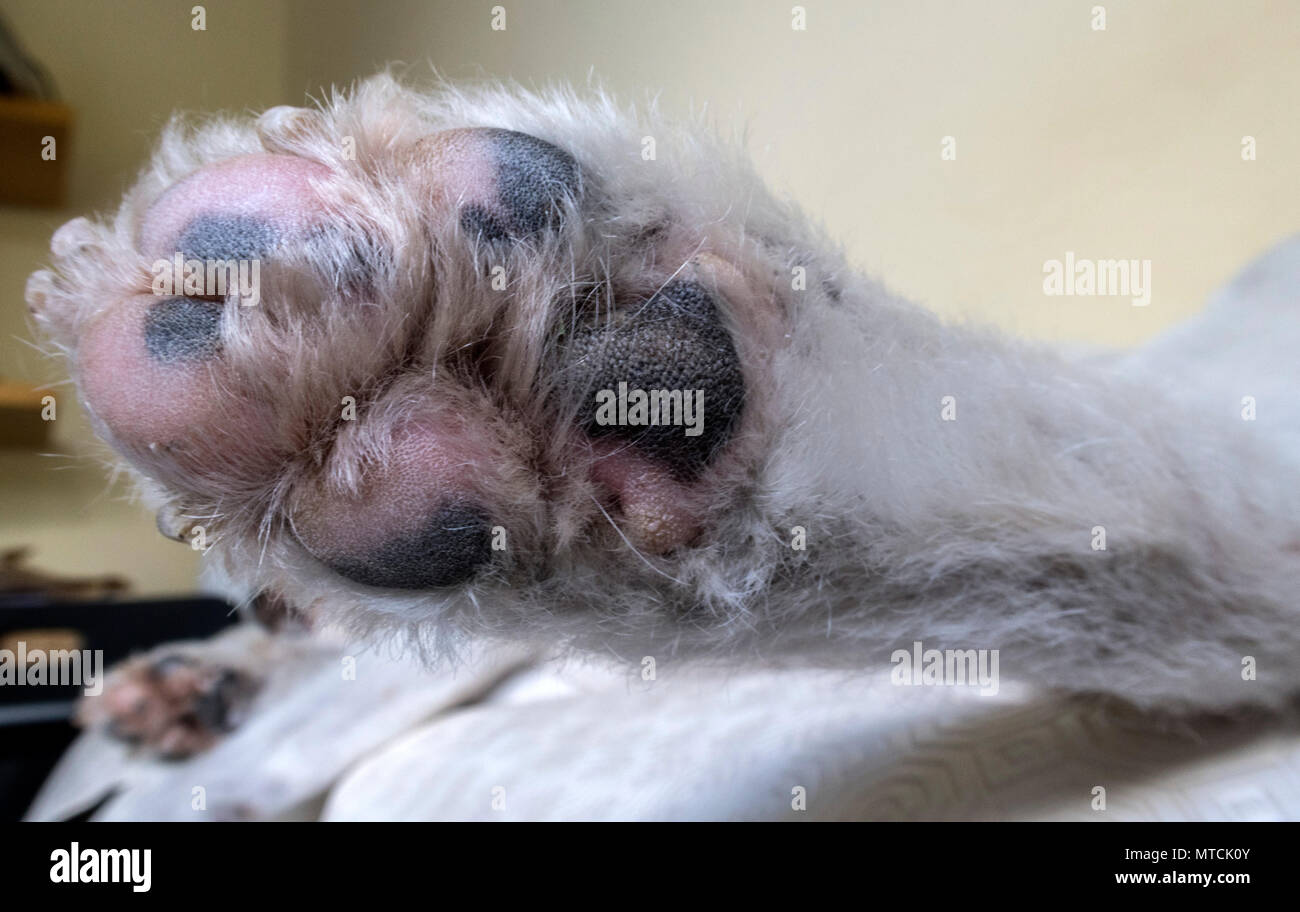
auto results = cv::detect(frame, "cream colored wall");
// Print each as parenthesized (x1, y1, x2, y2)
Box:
(1, 0, 1296, 593)
(286, 0, 1299, 343)
(0, 0, 291, 594)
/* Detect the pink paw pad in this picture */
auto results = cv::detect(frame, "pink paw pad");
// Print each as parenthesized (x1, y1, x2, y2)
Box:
(289, 403, 537, 590)
(412, 127, 581, 242)
(82, 653, 258, 759)
(137, 153, 331, 261)
(75, 155, 339, 486)
(77, 293, 281, 485)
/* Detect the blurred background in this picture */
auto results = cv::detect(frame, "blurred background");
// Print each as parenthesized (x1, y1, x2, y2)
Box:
(0, 0, 1297, 594)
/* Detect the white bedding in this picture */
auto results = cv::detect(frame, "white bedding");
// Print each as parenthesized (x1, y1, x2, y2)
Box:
(27, 634, 1300, 821)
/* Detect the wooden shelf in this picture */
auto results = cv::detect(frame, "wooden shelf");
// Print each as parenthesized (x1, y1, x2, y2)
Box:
(0, 96, 72, 208)
(0, 380, 52, 448)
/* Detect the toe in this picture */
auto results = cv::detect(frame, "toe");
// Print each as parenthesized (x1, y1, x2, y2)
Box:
(289, 385, 543, 591)
(413, 127, 581, 243)
(137, 153, 332, 260)
(77, 294, 282, 489)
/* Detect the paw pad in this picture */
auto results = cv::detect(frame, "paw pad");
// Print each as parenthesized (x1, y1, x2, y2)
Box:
(142, 296, 223, 363)
(416, 127, 581, 244)
(175, 213, 279, 263)
(561, 279, 745, 480)
(326, 501, 494, 590)
(83, 653, 258, 759)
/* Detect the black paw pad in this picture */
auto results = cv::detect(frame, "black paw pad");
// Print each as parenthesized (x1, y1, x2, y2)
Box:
(188, 669, 252, 733)
(459, 203, 512, 243)
(326, 501, 494, 590)
(176, 213, 278, 262)
(462, 129, 580, 241)
(143, 296, 224, 363)
(561, 280, 745, 479)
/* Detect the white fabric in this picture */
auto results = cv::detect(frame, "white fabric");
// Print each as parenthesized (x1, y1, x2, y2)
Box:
(28, 638, 1300, 821)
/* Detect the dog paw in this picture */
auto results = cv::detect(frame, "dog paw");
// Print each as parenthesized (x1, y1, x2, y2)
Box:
(79, 653, 260, 759)
(27, 79, 806, 644)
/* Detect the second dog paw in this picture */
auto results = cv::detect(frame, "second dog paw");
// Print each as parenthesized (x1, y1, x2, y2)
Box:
(80, 653, 260, 759)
